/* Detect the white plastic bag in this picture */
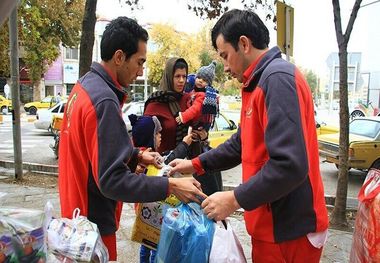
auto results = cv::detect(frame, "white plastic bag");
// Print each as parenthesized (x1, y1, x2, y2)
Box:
(46, 208, 109, 262)
(209, 220, 247, 263)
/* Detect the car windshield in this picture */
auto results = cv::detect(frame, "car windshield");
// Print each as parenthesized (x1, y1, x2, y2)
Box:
(350, 119, 380, 138)
(42, 97, 52, 103)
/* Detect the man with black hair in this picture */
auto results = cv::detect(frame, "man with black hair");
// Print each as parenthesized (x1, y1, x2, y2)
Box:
(169, 9, 328, 262)
(58, 16, 206, 261)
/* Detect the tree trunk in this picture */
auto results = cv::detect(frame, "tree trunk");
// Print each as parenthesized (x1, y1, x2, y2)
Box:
(79, 0, 97, 77)
(331, 43, 349, 227)
(330, 0, 362, 227)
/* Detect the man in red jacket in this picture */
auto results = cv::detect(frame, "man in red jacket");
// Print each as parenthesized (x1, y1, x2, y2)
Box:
(58, 17, 206, 261)
(169, 9, 328, 262)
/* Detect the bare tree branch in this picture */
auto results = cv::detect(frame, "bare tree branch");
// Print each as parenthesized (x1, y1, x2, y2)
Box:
(344, 0, 362, 41)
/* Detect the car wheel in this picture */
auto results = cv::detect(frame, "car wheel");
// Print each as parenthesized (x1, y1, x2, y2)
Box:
(29, 106, 37, 115)
(0, 106, 6, 114)
(350, 110, 365, 120)
(370, 159, 380, 170)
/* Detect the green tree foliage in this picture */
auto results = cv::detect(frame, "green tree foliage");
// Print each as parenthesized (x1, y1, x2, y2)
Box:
(0, 25, 9, 77)
(0, 0, 84, 84)
(147, 23, 204, 88)
(301, 68, 318, 99)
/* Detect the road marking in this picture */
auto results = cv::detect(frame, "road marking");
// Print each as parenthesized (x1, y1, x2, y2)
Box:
(0, 144, 35, 148)
(0, 149, 26, 154)
(4, 139, 45, 143)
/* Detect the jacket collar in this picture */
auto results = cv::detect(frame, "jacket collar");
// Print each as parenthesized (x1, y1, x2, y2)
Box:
(242, 46, 282, 92)
(90, 62, 127, 105)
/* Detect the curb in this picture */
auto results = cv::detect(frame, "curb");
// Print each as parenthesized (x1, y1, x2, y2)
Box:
(0, 160, 58, 175)
(0, 160, 359, 210)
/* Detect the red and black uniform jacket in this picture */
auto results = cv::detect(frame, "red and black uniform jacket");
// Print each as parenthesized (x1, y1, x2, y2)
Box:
(58, 62, 169, 236)
(194, 47, 328, 243)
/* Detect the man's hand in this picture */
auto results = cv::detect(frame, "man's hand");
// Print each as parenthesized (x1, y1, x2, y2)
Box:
(168, 177, 207, 204)
(168, 159, 195, 176)
(201, 191, 241, 221)
(140, 149, 163, 168)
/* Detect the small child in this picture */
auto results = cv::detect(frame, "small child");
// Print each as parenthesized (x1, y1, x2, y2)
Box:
(176, 61, 219, 131)
(128, 114, 193, 263)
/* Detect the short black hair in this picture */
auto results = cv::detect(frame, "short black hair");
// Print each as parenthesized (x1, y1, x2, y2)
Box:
(101, 16, 148, 61)
(211, 9, 269, 51)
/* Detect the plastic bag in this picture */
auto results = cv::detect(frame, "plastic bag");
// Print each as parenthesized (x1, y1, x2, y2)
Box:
(131, 165, 181, 249)
(350, 168, 380, 262)
(45, 208, 108, 262)
(209, 220, 247, 263)
(155, 202, 215, 263)
(0, 206, 46, 263)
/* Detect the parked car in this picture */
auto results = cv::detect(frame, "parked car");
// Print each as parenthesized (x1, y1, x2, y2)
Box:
(0, 95, 12, 113)
(208, 113, 238, 148)
(34, 101, 66, 131)
(350, 101, 380, 120)
(122, 101, 145, 132)
(318, 117, 380, 171)
(24, 95, 61, 115)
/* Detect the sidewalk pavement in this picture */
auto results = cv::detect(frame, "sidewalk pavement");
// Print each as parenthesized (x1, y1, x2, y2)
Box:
(0, 166, 353, 263)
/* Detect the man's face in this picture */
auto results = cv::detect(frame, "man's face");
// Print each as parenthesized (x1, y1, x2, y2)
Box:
(117, 40, 147, 87)
(172, 68, 187, 93)
(216, 35, 245, 83)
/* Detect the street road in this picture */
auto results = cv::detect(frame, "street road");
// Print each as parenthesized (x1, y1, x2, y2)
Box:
(0, 114, 58, 165)
(0, 112, 364, 199)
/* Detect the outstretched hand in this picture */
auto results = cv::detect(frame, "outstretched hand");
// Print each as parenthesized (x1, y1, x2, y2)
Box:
(141, 149, 163, 168)
(168, 159, 195, 177)
(201, 191, 241, 221)
(168, 177, 207, 204)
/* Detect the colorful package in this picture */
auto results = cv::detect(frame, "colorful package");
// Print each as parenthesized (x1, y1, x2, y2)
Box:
(131, 165, 181, 250)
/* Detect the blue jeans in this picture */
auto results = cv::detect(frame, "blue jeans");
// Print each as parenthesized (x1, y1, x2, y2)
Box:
(140, 245, 156, 263)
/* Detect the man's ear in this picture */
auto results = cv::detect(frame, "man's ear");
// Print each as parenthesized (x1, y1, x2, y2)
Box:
(239, 36, 251, 54)
(114, 49, 125, 66)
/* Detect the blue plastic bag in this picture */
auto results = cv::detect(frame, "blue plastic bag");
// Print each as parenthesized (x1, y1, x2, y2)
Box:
(155, 203, 215, 263)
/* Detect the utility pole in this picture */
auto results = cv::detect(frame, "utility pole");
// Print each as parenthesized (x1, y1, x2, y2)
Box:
(9, 5, 23, 179)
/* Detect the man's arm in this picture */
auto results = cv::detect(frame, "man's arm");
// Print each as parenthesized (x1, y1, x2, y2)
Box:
(197, 128, 242, 173)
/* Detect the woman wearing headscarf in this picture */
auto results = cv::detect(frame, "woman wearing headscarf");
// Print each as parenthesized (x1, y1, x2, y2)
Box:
(144, 57, 191, 153)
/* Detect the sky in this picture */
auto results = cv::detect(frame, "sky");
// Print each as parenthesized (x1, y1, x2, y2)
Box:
(96, 0, 380, 74)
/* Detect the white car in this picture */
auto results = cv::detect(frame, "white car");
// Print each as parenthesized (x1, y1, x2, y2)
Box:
(34, 101, 66, 131)
(122, 101, 145, 133)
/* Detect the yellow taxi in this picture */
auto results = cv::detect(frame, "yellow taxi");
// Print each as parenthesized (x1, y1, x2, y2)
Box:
(24, 95, 61, 115)
(0, 95, 12, 113)
(208, 113, 238, 148)
(318, 117, 380, 171)
(316, 121, 339, 136)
